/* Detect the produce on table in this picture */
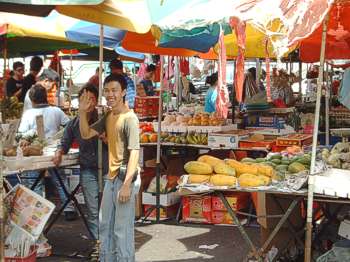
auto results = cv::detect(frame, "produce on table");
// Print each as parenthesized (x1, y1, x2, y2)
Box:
(163, 112, 226, 127)
(197, 155, 224, 167)
(238, 173, 271, 188)
(0, 96, 23, 121)
(210, 175, 237, 187)
(188, 174, 211, 184)
(321, 142, 350, 169)
(184, 161, 213, 175)
(214, 162, 236, 176)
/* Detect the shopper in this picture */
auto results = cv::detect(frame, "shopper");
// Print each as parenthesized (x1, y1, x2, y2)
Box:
(88, 67, 102, 88)
(21, 56, 44, 102)
(6, 61, 24, 99)
(18, 84, 77, 221)
(109, 59, 136, 109)
(23, 68, 60, 111)
(79, 74, 141, 262)
(139, 64, 156, 96)
(52, 83, 108, 241)
(204, 72, 218, 113)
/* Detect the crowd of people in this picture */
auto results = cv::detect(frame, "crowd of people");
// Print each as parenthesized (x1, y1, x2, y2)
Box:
(4, 57, 157, 261)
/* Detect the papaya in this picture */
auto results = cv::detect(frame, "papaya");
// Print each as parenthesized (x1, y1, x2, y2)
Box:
(188, 174, 211, 184)
(256, 164, 276, 177)
(184, 161, 213, 175)
(197, 155, 224, 167)
(288, 162, 306, 173)
(225, 159, 258, 176)
(214, 163, 236, 176)
(210, 175, 237, 187)
(238, 173, 267, 188)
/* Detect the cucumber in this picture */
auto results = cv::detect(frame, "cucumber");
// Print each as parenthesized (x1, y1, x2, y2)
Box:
(241, 157, 256, 163)
(255, 157, 266, 163)
(271, 159, 281, 165)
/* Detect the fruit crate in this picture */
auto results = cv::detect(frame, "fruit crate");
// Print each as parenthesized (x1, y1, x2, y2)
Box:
(276, 134, 313, 147)
(239, 140, 276, 149)
(134, 96, 159, 118)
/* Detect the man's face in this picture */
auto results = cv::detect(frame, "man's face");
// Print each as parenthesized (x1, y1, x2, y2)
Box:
(39, 79, 56, 91)
(14, 67, 24, 79)
(145, 71, 154, 80)
(103, 81, 126, 108)
(84, 91, 97, 112)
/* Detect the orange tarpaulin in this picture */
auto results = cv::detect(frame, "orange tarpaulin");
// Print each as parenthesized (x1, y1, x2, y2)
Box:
(300, 2, 350, 62)
(121, 30, 200, 57)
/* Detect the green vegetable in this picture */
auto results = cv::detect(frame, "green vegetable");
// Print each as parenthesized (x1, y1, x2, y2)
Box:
(288, 162, 306, 173)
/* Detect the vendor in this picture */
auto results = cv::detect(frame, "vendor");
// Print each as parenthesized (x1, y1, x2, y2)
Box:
(17, 84, 77, 221)
(6, 61, 24, 99)
(204, 72, 218, 113)
(21, 56, 44, 103)
(139, 64, 156, 96)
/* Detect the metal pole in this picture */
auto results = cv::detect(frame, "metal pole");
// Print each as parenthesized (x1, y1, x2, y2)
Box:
(305, 14, 329, 262)
(299, 61, 302, 100)
(0, 113, 4, 262)
(156, 56, 164, 223)
(97, 24, 104, 241)
(325, 64, 330, 146)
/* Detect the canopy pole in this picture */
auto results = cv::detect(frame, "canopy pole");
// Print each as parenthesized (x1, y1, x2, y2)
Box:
(325, 64, 330, 146)
(305, 14, 329, 262)
(299, 61, 302, 100)
(0, 113, 4, 262)
(97, 24, 104, 241)
(156, 55, 164, 223)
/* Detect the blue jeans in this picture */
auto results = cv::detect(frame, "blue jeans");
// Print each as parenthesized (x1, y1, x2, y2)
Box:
(49, 168, 75, 212)
(99, 174, 141, 262)
(79, 168, 102, 240)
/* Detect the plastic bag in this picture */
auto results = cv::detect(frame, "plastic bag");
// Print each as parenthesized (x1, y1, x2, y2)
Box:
(317, 240, 350, 262)
(147, 175, 168, 193)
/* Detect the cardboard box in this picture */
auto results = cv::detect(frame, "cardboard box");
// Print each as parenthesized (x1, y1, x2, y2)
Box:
(211, 211, 234, 224)
(142, 191, 181, 207)
(276, 134, 312, 147)
(182, 195, 212, 224)
(208, 130, 250, 149)
(143, 204, 179, 219)
(211, 193, 250, 212)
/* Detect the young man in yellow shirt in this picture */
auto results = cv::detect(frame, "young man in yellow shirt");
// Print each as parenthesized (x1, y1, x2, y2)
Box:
(79, 74, 140, 262)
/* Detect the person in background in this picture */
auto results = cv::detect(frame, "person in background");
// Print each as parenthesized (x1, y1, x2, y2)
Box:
(139, 64, 156, 96)
(6, 61, 24, 99)
(88, 67, 103, 88)
(21, 56, 44, 102)
(18, 84, 77, 221)
(109, 58, 136, 109)
(23, 68, 60, 112)
(79, 74, 141, 262)
(204, 72, 218, 113)
(52, 83, 108, 250)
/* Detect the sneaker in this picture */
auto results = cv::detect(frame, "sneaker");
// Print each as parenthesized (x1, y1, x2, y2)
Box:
(89, 241, 100, 262)
(64, 211, 78, 221)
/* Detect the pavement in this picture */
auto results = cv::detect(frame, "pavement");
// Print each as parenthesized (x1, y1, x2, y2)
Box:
(39, 216, 260, 262)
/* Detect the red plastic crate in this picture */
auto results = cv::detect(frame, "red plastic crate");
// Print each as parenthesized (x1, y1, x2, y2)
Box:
(211, 193, 250, 212)
(143, 204, 179, 219)
(182, 195, 212, 224)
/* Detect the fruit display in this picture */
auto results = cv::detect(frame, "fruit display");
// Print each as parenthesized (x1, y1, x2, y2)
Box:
(4, 133, 46, 157)
(320, 142, 350, 169)
(0, 96, 23, 121)
(182, 151, 312, 188)
(162, 112, 225, 127)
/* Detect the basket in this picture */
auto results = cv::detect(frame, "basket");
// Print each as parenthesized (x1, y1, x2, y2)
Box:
(5, 246, 37, 262)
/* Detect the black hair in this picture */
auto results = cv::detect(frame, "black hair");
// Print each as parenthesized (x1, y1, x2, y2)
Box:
(30, 56, 44, 72)
(146, 64, 156, 73)
(13, 61, 24, 71)
(29, 83, 48, 104)
(207, 72, 218, 86)
(109, 58, 123, 70)
(78, 83, 99, 99)
(103, 74, 127, 91)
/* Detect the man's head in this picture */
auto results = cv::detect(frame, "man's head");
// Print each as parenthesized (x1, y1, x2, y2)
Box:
(30, 56, 44, 75)
(103, 74, 127, 108)
(38, 68, 60, 91)
(12, 61, 25, 80)
(145, 64, 156, 80)
(109, 58, 123, 75)
(29, 83, 48, 105)
(78, 83, 98, 113)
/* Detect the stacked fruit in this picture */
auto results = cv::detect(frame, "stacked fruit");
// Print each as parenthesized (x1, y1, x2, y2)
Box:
(0, 96, 23, 121)
(139, 122, 158, 143)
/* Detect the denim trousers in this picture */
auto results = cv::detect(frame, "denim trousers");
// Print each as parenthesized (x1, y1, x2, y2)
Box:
(79, 168, 102, 240)
(99, 174, 141, 262)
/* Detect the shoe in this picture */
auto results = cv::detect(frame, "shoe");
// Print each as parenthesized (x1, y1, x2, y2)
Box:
(64, 211, 78, 221)
(89, 241, 100, 262)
